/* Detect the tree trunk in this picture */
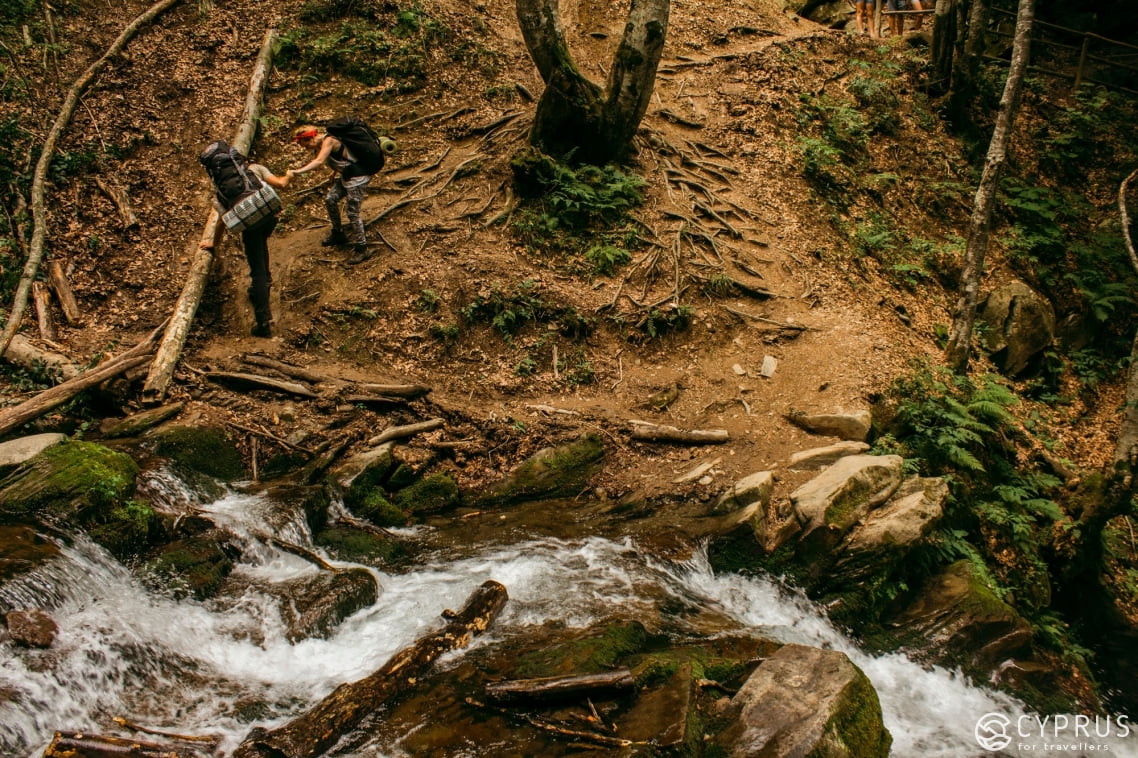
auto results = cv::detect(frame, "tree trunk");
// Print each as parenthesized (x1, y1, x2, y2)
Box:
(947, 0, 989, 125)
(943, 0, 1034, 372)
(141, 26, 276, 403)
(929, 0, 958, 96)
(0, 0, 182, 359)
(517, 0, 668, 164)
(232, 580, 508, 758)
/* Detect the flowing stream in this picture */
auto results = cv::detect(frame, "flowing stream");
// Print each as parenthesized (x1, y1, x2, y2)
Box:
(2, 481, 1136, 757)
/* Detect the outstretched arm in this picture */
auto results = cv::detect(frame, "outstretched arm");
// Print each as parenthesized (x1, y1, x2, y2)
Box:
(292, 137, 338, 175)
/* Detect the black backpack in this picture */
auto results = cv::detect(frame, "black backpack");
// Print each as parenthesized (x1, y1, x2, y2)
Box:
(325, 116, 385, 175)
(199, 140, 262, 210)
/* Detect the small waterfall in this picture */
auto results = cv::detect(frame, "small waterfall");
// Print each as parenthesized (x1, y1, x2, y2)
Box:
(3, 485, 1135, 757)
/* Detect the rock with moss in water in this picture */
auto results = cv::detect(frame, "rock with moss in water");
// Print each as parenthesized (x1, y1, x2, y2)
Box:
(152, 425, 244, 482)
(144, 528, 241, 600)
(392, 472, 459, 515)
(0, 441, 143, 533)
(713, 643, 892, 758)
(477, 433, 605, 506)
(314, 524, 407, 566)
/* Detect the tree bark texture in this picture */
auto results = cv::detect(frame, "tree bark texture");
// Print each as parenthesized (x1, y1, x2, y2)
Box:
(944, 0, 1034, 372)
(1114, 168, 1138, 468)
(630, 421, 729, 444)
(0, 327, 161, 438)
(485, 668, 636, 705)
(141, 26, 276, 404)
(517, 0, 668, 164)
(232, 580, 508, 758)
(930, 0, 957, 95)
(43, 730, 207, 757)
(32, 282, 57, 342)
(48, 260, 81, 325)
(0, 0, 183, 360)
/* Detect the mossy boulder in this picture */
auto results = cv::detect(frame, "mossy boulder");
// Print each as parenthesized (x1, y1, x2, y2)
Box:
(355, 490, 409, 527)
(153, 425, 244, 482)
(393, 472, 459, 515)
(269, 568, 379, 642)
(514, 620, 650, 678)
(0, 440, 140, 525)
(145, 528, 241, 599)
(86, 499, 162, 558)
(314, 524, 406, 565)
(340, 445, 398, 510)
(478, 433, 605, 506)
(714, 643, 891, 758)
(885, 559, 1033, 676)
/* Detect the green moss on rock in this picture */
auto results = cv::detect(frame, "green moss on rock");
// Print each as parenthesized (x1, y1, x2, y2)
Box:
(0, 440, 139, 524)
(393, 472, 459, 515)
(314, 524, 405, 565)
(817, 665, 892, 758)
(355, 490, 409, 527)
(154, 425, 244, 482)
(86, 499, 160, 558)
(516, 621, 649, 678)
(146, 531, 238, 600)
(479, 433, 605, 506)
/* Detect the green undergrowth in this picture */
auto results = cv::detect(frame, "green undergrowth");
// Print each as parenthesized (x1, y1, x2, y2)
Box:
(871, 360, 1086, 663)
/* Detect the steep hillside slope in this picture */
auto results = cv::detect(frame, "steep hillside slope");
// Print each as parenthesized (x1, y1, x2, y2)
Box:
(3, 0, 981, 492)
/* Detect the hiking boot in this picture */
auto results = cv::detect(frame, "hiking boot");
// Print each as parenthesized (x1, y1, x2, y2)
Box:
(321, 229, 349, 247)
(349, 244, 372, 265)
(251, 322, 272, 338)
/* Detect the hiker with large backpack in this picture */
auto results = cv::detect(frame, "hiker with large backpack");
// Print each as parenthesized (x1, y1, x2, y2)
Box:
(199, 139, 291, 338)
(290, 117, 391, 264)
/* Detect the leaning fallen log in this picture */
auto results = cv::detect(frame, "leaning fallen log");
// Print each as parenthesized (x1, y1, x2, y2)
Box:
(0, 326, 162, 438)
(232, 580, 508, 758)
(203, 371, 318, 399)
(42, 730, 208, 757)
(3, 334, 79, 379)
(141, 26, 276, 403)
(629, 420, 729, 444)
(485, 668, 636, 705)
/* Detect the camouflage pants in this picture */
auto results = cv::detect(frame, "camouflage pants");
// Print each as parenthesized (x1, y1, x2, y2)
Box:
(325, 176, 370, 245)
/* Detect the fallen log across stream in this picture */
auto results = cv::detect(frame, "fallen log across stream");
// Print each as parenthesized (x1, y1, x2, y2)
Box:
(42, 730, 209, 757)
(232, 579, 509, 758)
(485, 668, 636, 705)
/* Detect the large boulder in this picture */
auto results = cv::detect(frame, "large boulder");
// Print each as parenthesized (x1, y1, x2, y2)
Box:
(790, 454, 905, 555)
(0, 440, 140, 525)
(715, 643, 891, 758)
(888, 559, 1033, 674)
(151, 425, 245, 482)
(788, 410, 873, 442)
(269, 568, 379, 643)
(979, 280, 1056, 377)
